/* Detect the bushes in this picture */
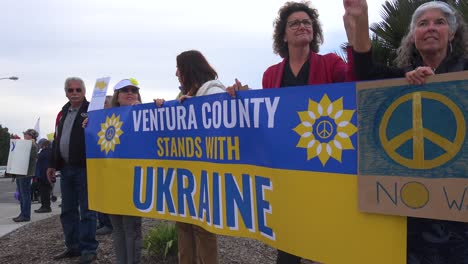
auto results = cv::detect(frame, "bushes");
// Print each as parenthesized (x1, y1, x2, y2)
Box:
(144, 222, 178, 260)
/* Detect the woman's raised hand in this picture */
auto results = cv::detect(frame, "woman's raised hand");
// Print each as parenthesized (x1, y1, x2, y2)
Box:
(226, 78, 247, 98)
(343, 0, 370, 52)
(343, 13, 356, 46)
(343, 0, 367, 17)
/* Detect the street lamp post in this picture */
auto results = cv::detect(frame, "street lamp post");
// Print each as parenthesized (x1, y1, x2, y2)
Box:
(0, 76, 19, 81)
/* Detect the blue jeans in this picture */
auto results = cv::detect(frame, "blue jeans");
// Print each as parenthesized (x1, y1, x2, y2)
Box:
(60, 166, 98, 254)
(16, 177, 32, 219)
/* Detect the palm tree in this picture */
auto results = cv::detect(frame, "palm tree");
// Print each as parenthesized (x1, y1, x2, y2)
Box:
(370, 0, 468, 67)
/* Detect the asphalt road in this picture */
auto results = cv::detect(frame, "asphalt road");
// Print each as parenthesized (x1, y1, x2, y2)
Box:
(0, 178, 18, 203)
(0, 177, 61, 203)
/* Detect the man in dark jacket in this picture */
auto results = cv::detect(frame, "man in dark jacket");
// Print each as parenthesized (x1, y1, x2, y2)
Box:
(47, 77, 98, 264)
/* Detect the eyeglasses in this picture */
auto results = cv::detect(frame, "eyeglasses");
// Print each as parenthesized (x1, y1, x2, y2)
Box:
(287, 19, 313, 30)
(67, 88, 82, 93)
(119, 87, 139, 94)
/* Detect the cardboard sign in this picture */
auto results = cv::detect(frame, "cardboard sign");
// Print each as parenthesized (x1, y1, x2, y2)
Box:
(7, 139, 32, 175)
(88, 77, 111, 112)
(358, 71, 468, 222)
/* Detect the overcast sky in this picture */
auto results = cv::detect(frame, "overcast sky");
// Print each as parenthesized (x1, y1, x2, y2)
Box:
(0, 0, 388, 137)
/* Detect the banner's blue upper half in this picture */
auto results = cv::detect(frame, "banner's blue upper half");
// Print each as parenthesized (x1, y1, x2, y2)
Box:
(85, 83, 358, 174)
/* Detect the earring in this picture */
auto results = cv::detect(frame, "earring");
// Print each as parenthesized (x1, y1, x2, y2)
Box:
(449, 41, 453, 54)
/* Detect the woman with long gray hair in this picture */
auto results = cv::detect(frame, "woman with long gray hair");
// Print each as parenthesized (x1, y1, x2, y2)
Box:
(346, 0, 467, 82)
(344, 0, 467, 263)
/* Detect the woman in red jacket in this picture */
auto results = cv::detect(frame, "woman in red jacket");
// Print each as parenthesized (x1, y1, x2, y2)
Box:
(262, 2, 354, 89)
(228, 1, 354, 263)
(229, 1, 354, 94)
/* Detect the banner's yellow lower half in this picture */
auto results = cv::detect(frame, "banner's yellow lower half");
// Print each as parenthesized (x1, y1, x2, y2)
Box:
(87, 159, 406, 263)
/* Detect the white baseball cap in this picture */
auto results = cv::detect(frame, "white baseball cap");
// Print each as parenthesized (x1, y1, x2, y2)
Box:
(113, 78, 140, 91)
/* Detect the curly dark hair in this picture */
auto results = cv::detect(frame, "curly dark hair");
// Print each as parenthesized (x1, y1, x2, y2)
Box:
(396, 1, 468, 68)
(272, 1, 323, 58)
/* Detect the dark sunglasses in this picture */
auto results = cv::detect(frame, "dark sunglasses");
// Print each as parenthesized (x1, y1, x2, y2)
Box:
(67, 88, 82, 93)
(119, 87, 139, 94)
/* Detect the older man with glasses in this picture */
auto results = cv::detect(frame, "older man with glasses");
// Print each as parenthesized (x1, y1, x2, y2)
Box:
(47, 77, 98, 264)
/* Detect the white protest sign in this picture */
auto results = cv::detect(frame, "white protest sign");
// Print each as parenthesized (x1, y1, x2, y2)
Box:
(7, 139, 32, 175)
(88, 77, 111, 112)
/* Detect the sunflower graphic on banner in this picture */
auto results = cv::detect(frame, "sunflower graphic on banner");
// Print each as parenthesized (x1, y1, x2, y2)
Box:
(294, 94, 357, 165)
(97, 114, 124, 154)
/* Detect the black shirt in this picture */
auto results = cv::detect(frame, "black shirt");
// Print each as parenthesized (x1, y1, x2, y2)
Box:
(280, 59, 310, 87)
(353, 49, 468, 81)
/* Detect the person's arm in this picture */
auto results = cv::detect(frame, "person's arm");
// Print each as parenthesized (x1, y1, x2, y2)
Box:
(262, 63, 283, 89)
(343, 0, 374, 80)
(344, 0, 405, 80)
(345, 46, 356, 81)
(352, 49, 405, 80)
(262, 71, 269, 89)
(328, 51, 355, 83)
(343, 0, 370, 53)
(341, 12, 357, 82)
(47, 111, 61, 183)
(48, 110, 62, 168)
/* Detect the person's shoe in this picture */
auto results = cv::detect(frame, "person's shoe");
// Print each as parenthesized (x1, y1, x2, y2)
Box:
(12, 215, 22, 222)
(78, 252, 96, 264)
(34, 207, 52, 213)
(53, 249, 81, 260)
(95, 226, 112, 236)
(12, 216, 30, 222)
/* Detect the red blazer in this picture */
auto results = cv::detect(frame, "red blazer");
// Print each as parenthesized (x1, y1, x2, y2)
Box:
(262, 47, 354, 89)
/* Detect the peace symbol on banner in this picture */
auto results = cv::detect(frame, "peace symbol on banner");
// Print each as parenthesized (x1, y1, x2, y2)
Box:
(315, 120, 334, 139)
(379, 91, 466, 169)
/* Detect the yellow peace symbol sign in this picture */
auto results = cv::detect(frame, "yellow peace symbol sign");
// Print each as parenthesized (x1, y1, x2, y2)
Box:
(379, 91, 465, 169)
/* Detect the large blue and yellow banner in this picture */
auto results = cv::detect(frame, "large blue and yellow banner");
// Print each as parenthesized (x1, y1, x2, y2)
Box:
(85, 81, 406, 263)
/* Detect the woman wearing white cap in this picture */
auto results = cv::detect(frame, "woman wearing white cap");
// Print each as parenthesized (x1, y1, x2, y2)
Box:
(109, 78, 143, 264)
(82, 78, 142, 263)
(345, 0, 468, 263)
